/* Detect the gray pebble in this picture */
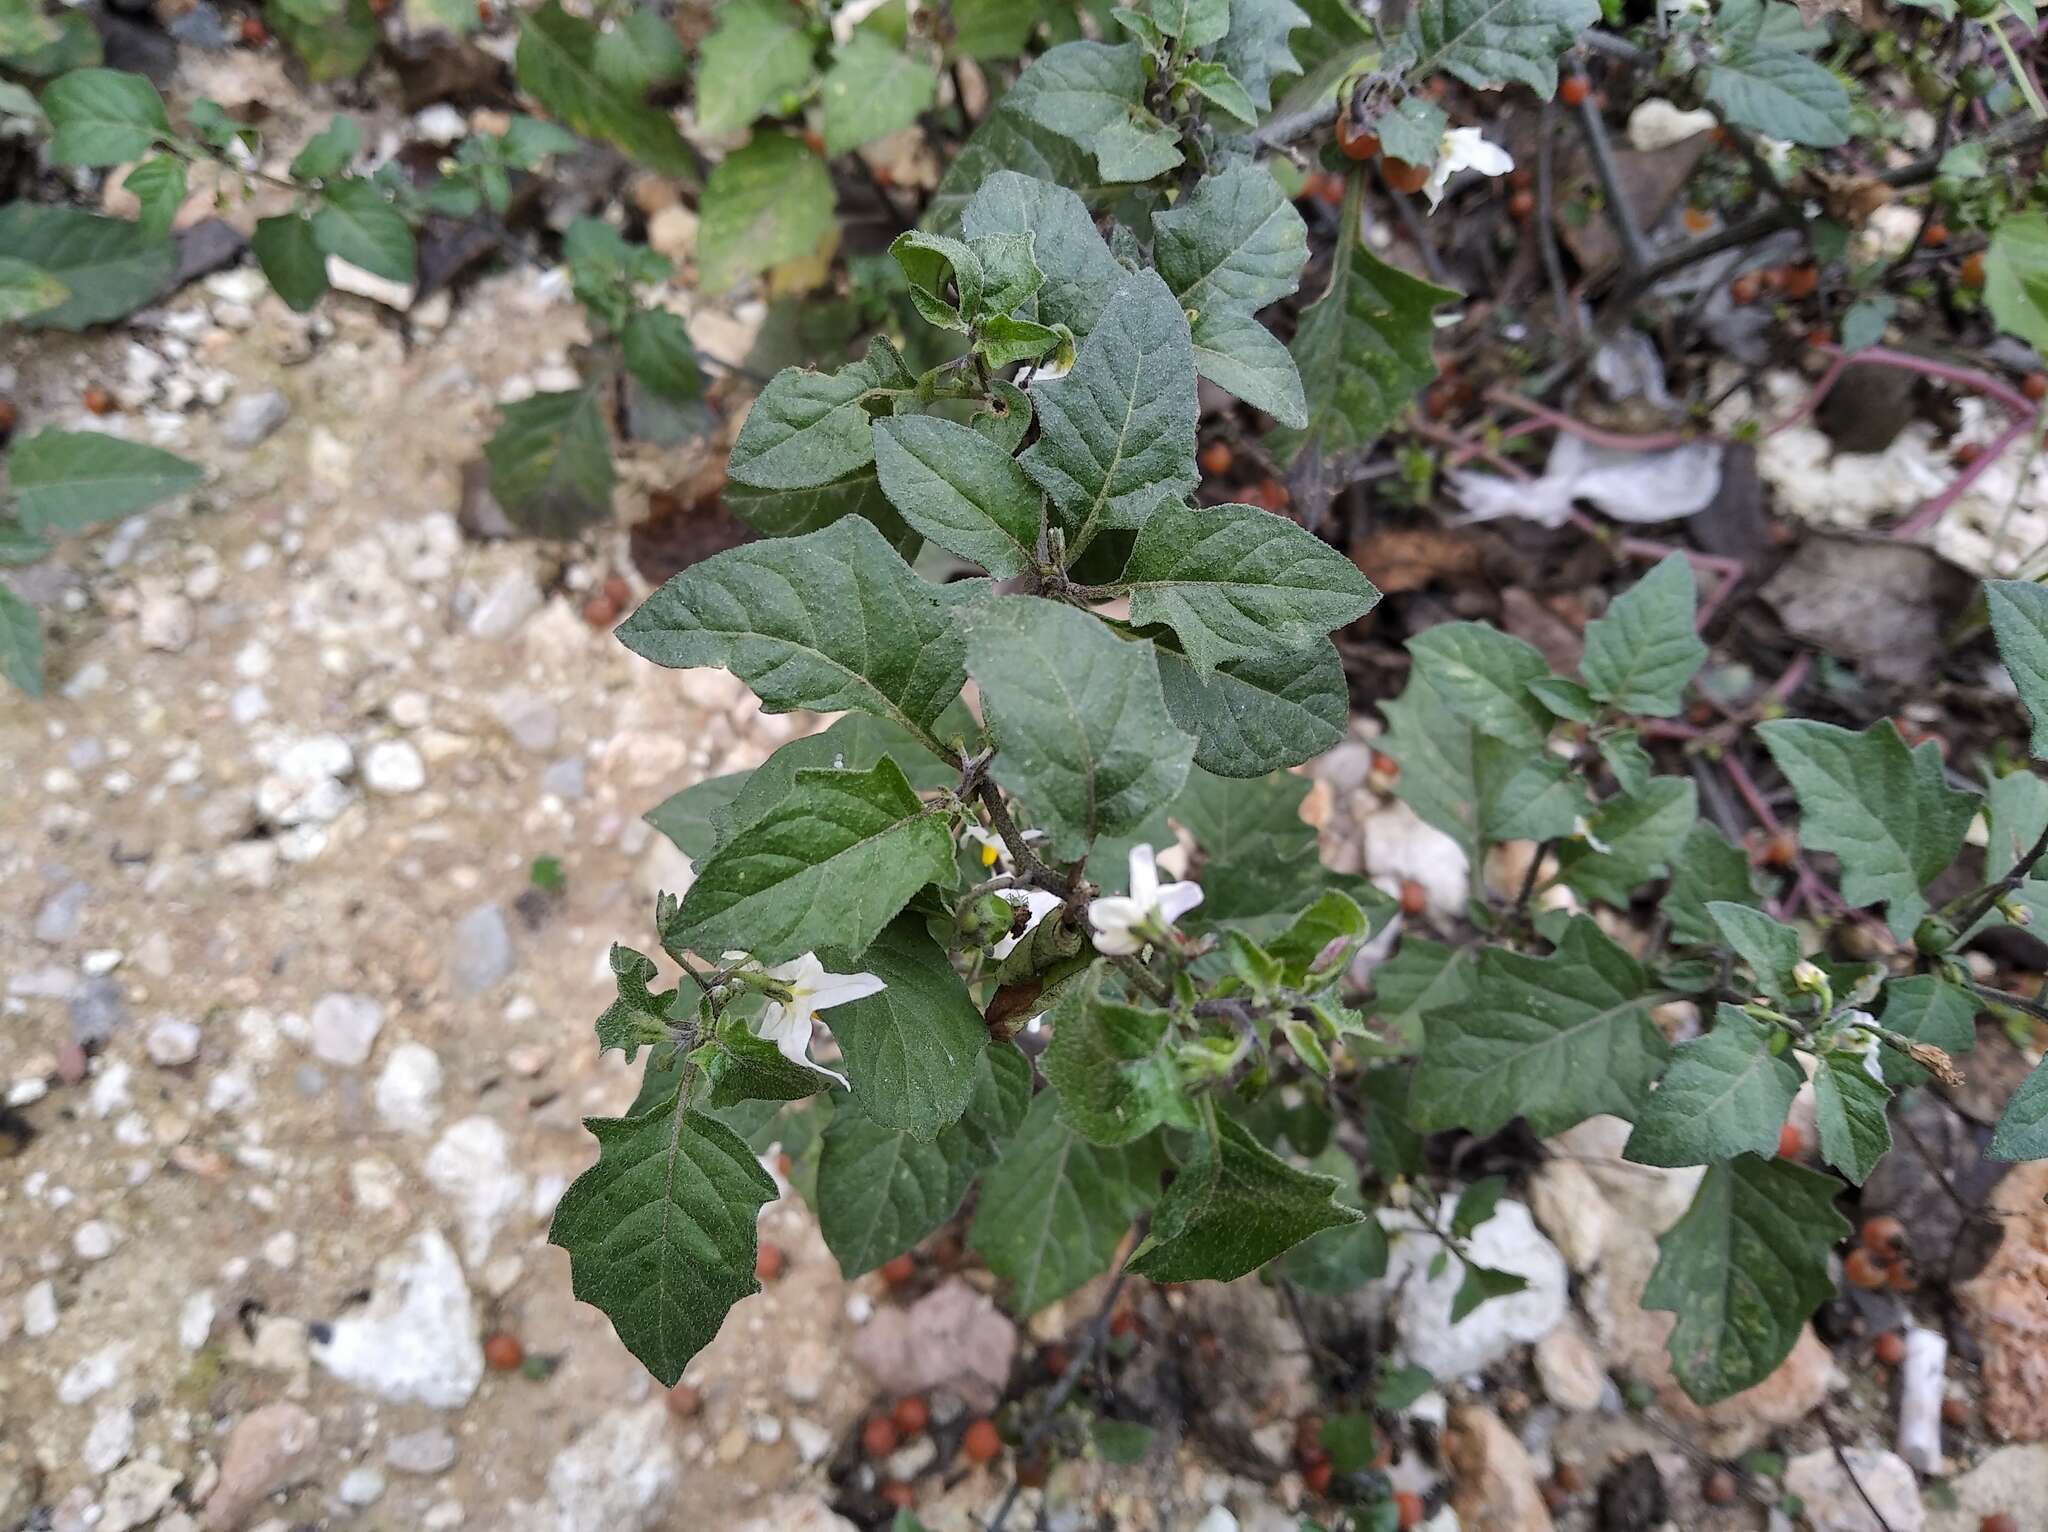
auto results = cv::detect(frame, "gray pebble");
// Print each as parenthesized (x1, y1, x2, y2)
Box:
(34, 882, 88, 945)
(448, 904, 515, 996)
(69, 976, 127, 1046)
(220, 388, 291, 449)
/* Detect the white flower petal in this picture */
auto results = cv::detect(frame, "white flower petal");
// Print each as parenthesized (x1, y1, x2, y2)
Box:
(1090, 926, 1146, 956)
(1155, 880, 1206, 925)
(1126, 844, 1160, 905)
(804, 970, 887, 1012)
(1088, 895, 1144, 934)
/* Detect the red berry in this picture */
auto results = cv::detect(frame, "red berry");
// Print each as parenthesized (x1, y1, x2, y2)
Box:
(1961, 251, 1986, 289)
(754, 1242, 786, 1281)
(1382, 158, 1430, 195)
(1703, 1468, 1739, 1505)
(1199, 440, 1235, 476)
(880, 1253, 916, 1286)
(1923, 221, 1949, 248)
(1861, 1215, 1907, 1255)
(1394, 1491, 1426, 1529)
(1943, 1396, 1971, 1427)
(863, 1414, 901, 1457)
(239, 15, 267, 43)
(962, 1417, 1002, 1464)
(83, 385, 115, 415)
(0, 397, 16, 438)
(802, 129, 825, 156)
(1041, 1344, 1071, 1378)
(1759, 830, 1799, 869)
(1954, 441, 1984, 467)
(1780, 263, 1819, 300)
(1109, 1308, 1140, 1339)
(1844, 1247, 1889, 1290)
(483, 1332, 524, 1370)
(1399, 879, 1428, 918)
(2025, 373, 2048, 403)
(581, 594, 618, 628)
(1315, 173, 1346, 206)
(893, 1396, 930, 1435)
(1730, 272, 1763, 305)
(1559, 75, 1591, 106)
(1778, 1122, 1804, 1159)
(1874, 1331, 1907, 1366)
(1336, 115, 1381, 161)
(1508, 188, 1536, 219)
(1983, 1516, 2021, 1532)
(1683, 205, 1713, 233)
(602, 573, 630, 607)
(1304, 1459, 1334, 1494)
(667, 1380, 702, 1417)
(1255, 476, 1291, 511)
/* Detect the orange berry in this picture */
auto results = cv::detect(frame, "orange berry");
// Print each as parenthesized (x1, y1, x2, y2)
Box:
(1509, 167, 1534, 191)
(1304, 1459, 1334, 1494)
(893, 1395, 931, 1435)
(475, 0, 492, 21)
(1861, 1215, 1907, 1255)
(1874, 1331, 1907, 1366)
(863, 1414, 901, 1457)
(1559, 75, 1591, 106)
(1805, 325, 1832, 349)
(1554, 1462, 1585, 1493)
(0, 397, 16, 437)
(1703, 1468, 1739, 1505)
(1015, 1455, 1047, 1488)
(1382, 158, 1430, 194)
(1778, 1122, 1804, 1158)
(1888, 1260, 1920, 1293)
(1943, 1395, 1971, 1427)
(1983, 1516, 2021, 1532)
(1399, 879, 1428, 917)
(879, 1482, 915, 1510)
(1336, 114, 1381, 161)
(1395, 1490, 1426, 1529)
(962, 1417, 1002, 1464)
(239, 15, 267, 42)
(1370, 750, 1401, 787)
(1844, 1246, 1889, 1290)
(83, 385, 115, 415)
(775, 1151, 792, 1176)
(802, 128, 825, 156)
(1924, 221, 1949, 247)
(602, 573, 631, 607)
(667, 1380, 702, 1417)
(1780, 263, 1819, 300)
(1258, 476, 1291, 510)
(1954, 441, 1984, 467)
(1683, 205, 1713, 233)
(582, 594, 619, 627)
(1509, 188, 1536, 219)
(1316, 173, 1347, 206)
(483, 1331, 524, 1370)
(1730, 272, 1763, 305)
(755, 1242, 786, 1281)
(1109, 1308, 1140, 1339)
(1759, 830, 1799, 868)
(2025, 373, 2048, 402)
(880, 1253, 916, 1286)
(1200, 440, 1234, 476)
(1961, 250, 1987, 288)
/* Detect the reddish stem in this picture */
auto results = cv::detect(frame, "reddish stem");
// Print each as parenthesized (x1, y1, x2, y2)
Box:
(1891, 416, 2033, 540)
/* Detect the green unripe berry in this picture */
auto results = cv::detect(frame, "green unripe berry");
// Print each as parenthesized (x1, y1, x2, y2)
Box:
(1958, 63, 1998, 99)
(1957, 0, 2000, 17)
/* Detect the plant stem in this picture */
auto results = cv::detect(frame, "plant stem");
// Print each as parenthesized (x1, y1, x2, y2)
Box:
(1993, 21, 2048, 120)
(975, 777, 1071, 897)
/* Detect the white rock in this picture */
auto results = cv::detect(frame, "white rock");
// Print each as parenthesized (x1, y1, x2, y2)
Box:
(81, 1406, 134, 1474)
(423, 1117, 527, 1267)
(374, 1043, 444, 1134)
(732, 1499, 859, 1532)
(536, 1403, 681, 1532)
(1627, 98, 1718, 152)
(220, 388, 291, 449)
(206, 1064, 257, 1114)
(1897, 1326, 1948, 1474)
(57, 1344, 127, 1404)
(414, 103, 467, 144)
(1783, 1446, 1924, 1532)
(100, 1461, 182, 1532)
(1362, 800, 1470, 915)
(788, 1418, 832, 1466)
(309, 992, 385, 1067)
(257, 734, 355, 826)
(145, 1016, 202, 1066)
(1193, 1511, 1240, 1532)
(363, 740, 427, 795)
(24, 1280, 59, 1337)
(74, 1220, 120, 1261)
(311, 1229, 483, 1409)
(178, 1290, 216, 1350)
(1378, 1195, 1569, 1380)
(386, 1428, 458, 1476)
(647, 206, 697, 265)
(339, 1466, 386, 1507)
(467, 569, 543, 640)
(1534, 1320, 1608, 1412)
(327, 256, 416, 310)
(137, 587, 196, 653)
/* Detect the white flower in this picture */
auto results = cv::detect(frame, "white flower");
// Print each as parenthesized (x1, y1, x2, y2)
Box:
(961, 823, 1046, 871)
(1423, 127, 1515, 211)
(992, 888, 1063, 960)
(1088, 844, 1204, 956)
(750, 953, 884, 1088)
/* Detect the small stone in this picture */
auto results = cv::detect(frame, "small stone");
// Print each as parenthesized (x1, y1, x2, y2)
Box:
(311, 1229, 483, 1409)
(219, 388, 290, 449)
(338, 1467, 385, 1507)
(257, 735, 354, 826)
(363, 740, 427, 795)
(326, 256, 415, 310)
(542, 756, 586, 799)
(1376, 1195, 1568, 1379)
(262, 1231, 298, 1269)
(414, 103, 466, 143)
(385, 1428, 458, 1476)
(101, 1460, 182, 1532)
(1783, 1446, 1924, 1532)
(137, 587, 197, 652)
(58, 1344, 127, 1405)
(179, 1290, 217, 1350)
(467, 569, 543, 640)
(1446, 1406, 1555, 1532)
(89, 1057, 133, 1115)
(309, 992, 385, 1067)
(1533, 1320, 1607, 1412)
(884, 1436, 938, 1481)
(424, 1116, 527, 1266)
(24, 1280, 58, 1337)
(69, 976, 127, 1046)
(784, 1338, 832, 1403)
(646, 206, 697, 265)
(537, 1403, 681, 1532)
(490, 690, 560, 754)
(374, 1042, 444, 1134)
(146, 1016, 202, 1067)
(448, 905, 515, 996)
(35, 882, 89, 944)
(204, 1402, 319, 1532)
(849, 1278, 1018, 1412)
(74, 1220, 120, 1261)
(789, 1418, 832, 1466)
(81, 1405, 135, 1474)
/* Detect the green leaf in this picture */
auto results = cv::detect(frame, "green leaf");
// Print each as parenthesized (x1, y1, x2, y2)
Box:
(969, 1088, 1165, 1312)
(1407, 621, 1554, 747)
(1041, 963, 1183, 1146)
(661, 757, 957, 965)
(1375, 94, 1449, 166)
(1986, 580, 2048, 756)
(729, 356, 887, 493)
(1180, 59, 1258, 128)
(1011, 41, 1180, 183)
(1555, 775, 1698, 907)
(927, 99, 1105, 238)
(1320, 1413, 1380, 1473)
(1707, 902, 1805, 1007)
(1663, 823, 1765, 946)
(699, 134, 836, 294)
(267, 0, 376, 81)
(1450, 1174, 1508, 1239)
(1091, 1418, 1155, 1464)
(122, 155, 186, 241)
(1409, 916, 1671, 1137)
(548, 1087, 780, 1385)
(951, 0, 1044, 57)
(704, 1023, 840, 1107)
(251, 215, 328, 312)
(1127, 1111, 1360, 1281)
(1019, 269, 1197, 554)
(9, 428, 202, 533)
(1878, 974, 1976, 1055)
(1152, 164, 1309, 426)
(1642, 1154, 1847, 1404)
(1623, 1006, 1800, 1167)
(821, 32, 937, 153)
(1401, 0, 1600, 97)
(963, 594, 1195, 859)
(593, 944, 670, 1061)
(0, 256, 68, 323)
(1271, 223, 1456, 466)
(1451, 1259, 1530, 1322)
(619, 516, 965, 747)
(1702, 0, 1850, 147)
(816, 1043, 1031, 1277)
(646, 772, 749, 860)
(0, 584, 43, 697)
(1158, 640, 1349, 779)
(1986, 216, 2048, 353)
(621, 309, 703, 401)
(692, 0, 814, 137)
(1268, 889, 1370, 986)
(1757, 718, 1977, 940)
(1813, 1045, 1890, 1185)
(1123, 501, 1380, 671)
(483, 386, 615, 537)
(0, 2, 100, 75)
(1369, 937, 1478, 1051)
(0, 522, 51, 565)
(312, 178, 416, 285)
(516, 0, 694, 174)
(969, 231, 1044, 320)
(818, 919, 989, 1139)
(1145, 0, 1230, 44)
(961, 170, 1127, 341)
(0, 205, 172, 331)
(1992, 1058, 2048, 1161)
(1213, 0, 1311, 112)
(290, 112, 361, 180)
(873, 415, 1042, 578)
(41, 67, 169, 166)
(1579, 552, 1706, 717)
